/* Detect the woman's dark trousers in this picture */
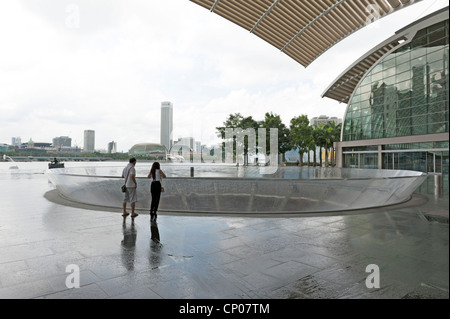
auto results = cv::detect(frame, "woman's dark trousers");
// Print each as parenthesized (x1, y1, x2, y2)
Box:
(150, 181, 162, 221)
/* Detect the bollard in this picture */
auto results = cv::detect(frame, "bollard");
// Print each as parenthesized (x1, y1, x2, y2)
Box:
(190, 167, 194, 177)
(434, 173, 443, 196)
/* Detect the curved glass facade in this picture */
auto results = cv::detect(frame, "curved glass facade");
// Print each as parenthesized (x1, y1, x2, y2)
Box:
(340, 17, 449, 174)
(343, 20, 448, 142)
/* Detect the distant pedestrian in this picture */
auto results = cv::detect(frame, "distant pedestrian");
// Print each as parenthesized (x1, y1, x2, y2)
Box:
(147, 162, 166, 222)
(122, 158, 139, 219)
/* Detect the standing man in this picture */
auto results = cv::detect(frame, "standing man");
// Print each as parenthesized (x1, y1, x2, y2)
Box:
(122, 158, 139, 219)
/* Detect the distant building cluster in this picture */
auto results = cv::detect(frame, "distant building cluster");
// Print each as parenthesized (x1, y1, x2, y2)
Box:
(3, 100, 215, 160)
(2, 130, 119, 154)
(310, 115, 342, 127)
(128, 101, 215, 161)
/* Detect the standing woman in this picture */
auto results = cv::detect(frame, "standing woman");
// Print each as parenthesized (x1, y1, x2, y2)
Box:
(147, 162, 166, 222)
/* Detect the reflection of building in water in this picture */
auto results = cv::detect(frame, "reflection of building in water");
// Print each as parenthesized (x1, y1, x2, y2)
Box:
(324, 8, 449, 173)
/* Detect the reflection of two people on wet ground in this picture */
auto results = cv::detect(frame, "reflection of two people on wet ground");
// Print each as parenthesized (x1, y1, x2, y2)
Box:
(121, 219, 162, 271)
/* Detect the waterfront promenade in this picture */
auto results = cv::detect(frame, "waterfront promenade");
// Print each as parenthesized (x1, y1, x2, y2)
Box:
(0, 163, 448, 299)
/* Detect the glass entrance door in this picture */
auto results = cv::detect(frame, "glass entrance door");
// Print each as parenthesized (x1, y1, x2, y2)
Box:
(428, 151, 449, 174)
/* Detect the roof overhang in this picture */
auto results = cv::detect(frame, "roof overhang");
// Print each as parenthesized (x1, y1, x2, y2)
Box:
(189, 0, 422, 67)
(321, 36, 405, 103)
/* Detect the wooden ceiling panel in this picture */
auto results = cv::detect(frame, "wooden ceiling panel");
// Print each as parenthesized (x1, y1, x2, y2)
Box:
(189, 0, 420, 67)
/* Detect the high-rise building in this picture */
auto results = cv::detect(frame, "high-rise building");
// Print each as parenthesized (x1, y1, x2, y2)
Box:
(310, 116, 342, 127)
(83, 130, 95, 152)
(53, 136, 72, 150)
(160, 101, 173, 152)
(11, 137, 21, 147)
(107, 141, 117, 154)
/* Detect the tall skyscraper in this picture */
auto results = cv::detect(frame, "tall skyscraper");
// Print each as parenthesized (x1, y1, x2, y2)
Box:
(11, 137, 21, 147)
(310, 115, 342, 127)
(160, 101, 173, 152)
(107, 141, 117, 154)
(53, 136, 72, 149)
(83, 130, 95, 152)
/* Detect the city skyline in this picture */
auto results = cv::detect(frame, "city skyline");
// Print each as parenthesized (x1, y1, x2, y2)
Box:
(0, 1, 447, 152)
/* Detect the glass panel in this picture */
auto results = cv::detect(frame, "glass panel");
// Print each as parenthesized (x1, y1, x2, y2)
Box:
(411, 31, 427, 49)
(384, 73, 396, 86)
(382, 57, 395, 71)
(396, 51, 410, 66)
(360, 99, 371, 110)
(360, 91, 370, 102)
(412, 47, 427, 60)
(428, 25, 446, 45)
(411, 56, 426, 68)
(397, 60, 411, 73)
(362, 153, 378, 169)
(361, 75, 371, 85)
(397, 70, 411, 83)
(372, 70, 383, 82)
(371, 63, 382, 75)
(360, 84, 371, 93)
(428, 49, 445, 64)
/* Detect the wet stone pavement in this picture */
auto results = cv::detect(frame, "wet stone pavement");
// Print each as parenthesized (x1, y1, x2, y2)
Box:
(0, 169, 448, 299)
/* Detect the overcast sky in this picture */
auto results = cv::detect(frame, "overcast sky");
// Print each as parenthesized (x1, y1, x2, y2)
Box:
(0, 0, 447, 152)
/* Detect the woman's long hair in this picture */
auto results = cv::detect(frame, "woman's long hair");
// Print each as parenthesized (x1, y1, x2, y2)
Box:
(150, 162, 160, 180)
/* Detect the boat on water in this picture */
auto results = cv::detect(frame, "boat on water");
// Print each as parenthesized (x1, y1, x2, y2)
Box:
(48, 158, 64, 169)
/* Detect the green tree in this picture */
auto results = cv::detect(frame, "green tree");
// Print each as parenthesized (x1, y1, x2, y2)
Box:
(289, 115, 313, 166)
(260, 112, 290, 162)
(216, 113, 259, 163)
